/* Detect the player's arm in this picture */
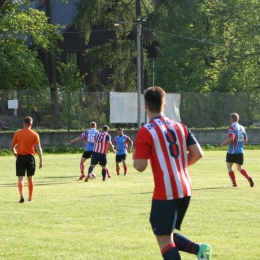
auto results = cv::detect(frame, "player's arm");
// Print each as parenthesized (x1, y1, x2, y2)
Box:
(133, 129, 150, 172)
(10, 143, 18, 157)
(35, 143, 43, 169)
(108, 141, 116, 153)
(220, 136, 234, 148)
(187, 143, 203, 166)
(185, 128, 203, 166)
(133, 158, 147, 172)
(127, 137, 133, 153)
(69, 136, 81, 144)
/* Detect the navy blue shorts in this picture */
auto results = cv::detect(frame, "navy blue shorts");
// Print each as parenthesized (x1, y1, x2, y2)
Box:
(82, 151, 93, 159)
(150, 197, 191, 236)
(91, 152, 107, 166)
(226, 153, 244, 165)
(16, 155, 36, 177)
(116, 154, 126, 162)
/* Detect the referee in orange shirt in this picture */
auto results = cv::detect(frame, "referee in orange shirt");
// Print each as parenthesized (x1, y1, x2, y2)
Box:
(10, 116, 43, 203)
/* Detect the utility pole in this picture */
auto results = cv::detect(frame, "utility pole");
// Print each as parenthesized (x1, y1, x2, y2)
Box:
(136, 0, 142, 129)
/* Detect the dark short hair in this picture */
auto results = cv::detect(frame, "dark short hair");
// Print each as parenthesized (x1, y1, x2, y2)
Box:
(90, 121, 97, 128)
(144, 86, 165, 113)
(102, 125, 109, 131)
(24, 116, 33, 125)
(117, 128, 123, 131)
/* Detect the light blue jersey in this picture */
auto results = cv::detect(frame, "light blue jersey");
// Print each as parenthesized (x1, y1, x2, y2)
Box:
(80, 128, 99, 151)
(227, 122, 247, 154)
(112, 135, 131, 155)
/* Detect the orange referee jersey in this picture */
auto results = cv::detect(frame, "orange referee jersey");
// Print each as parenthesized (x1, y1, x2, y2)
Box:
(11, 128, 40, 155)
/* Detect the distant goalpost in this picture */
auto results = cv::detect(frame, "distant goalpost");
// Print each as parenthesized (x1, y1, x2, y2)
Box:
(109, 92, 181, 124)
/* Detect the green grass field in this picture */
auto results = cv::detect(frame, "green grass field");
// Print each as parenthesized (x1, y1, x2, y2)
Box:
(0, 151, 259, 259)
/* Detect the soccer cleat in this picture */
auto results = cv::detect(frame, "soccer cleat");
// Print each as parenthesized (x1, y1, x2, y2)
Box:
(248, 177, 254, 187)
(232, 184, 237, 187)
(28, 199, 34, 202)
(107, 174, 111, 178)
(197, 244, 211, 260)
(124, 173, 127, 176)
(19, 196, 25, 203)
(78, 174, 85, 180)
(84, 175, 90, 182)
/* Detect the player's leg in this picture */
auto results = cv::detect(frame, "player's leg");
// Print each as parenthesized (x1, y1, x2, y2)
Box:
(150, 200, 181, 260)
(106, 167, 111, 178)
(101, 166, 107, 181)
(100, 155, 108, 181)
(116, 155, 120, 175)
(226, 153, 237, 186)
(173, 197, 211, 259)
(16, 155, 26, 203)
(227, 162, 237, 186)
(236, 155, 254, 187)
(79, 151, 90, 180)
(27, 155, 36, 201)
(85, 153, 98, 182)
(122, 154, 127, 175)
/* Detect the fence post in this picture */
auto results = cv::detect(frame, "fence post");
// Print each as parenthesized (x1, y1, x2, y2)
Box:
(247, 91, 250, 129)
(180, 91, 183, 121)
(67, 90, 71, 132)
(106, 90, 110, 125)
(214, 91, 217, 129)
(26, 89, 29, 116)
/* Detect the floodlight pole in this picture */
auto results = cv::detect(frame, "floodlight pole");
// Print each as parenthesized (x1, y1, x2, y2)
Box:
(137, 23, 142, 129)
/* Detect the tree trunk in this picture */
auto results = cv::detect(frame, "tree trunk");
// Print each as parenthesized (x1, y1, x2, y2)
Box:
(46, 0, 60, 129)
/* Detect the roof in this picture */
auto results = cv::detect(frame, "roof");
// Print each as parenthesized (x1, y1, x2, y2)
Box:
(35, 0, 79, 32)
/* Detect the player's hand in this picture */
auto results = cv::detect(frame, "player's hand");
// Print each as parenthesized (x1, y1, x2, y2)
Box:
(39, 162, 43, 169)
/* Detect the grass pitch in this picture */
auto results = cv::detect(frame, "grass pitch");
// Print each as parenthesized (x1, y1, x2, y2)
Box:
(0, 150, 259, 259)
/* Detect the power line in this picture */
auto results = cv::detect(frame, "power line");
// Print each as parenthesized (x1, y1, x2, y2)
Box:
(62, 27, 258, 52)
(143, 27, 258, 52)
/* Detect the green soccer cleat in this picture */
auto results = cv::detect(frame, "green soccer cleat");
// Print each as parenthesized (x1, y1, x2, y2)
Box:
(197, 244, 212, 260)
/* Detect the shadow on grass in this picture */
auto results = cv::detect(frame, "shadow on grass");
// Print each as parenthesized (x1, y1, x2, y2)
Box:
(193, 186, 234, 191)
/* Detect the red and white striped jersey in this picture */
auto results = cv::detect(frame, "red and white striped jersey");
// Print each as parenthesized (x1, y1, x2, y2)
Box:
(93, 131, 111, 154)
(134, 116, 198, 200)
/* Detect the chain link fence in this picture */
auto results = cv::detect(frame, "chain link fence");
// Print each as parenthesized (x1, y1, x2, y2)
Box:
(0, 90, 259, 130)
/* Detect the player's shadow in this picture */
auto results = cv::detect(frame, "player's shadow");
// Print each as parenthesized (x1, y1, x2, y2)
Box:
(193, 186, 235, 191)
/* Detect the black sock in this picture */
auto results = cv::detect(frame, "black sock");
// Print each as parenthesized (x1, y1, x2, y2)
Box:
(102, 169, 106, 180)
(173, 233, 199, 254)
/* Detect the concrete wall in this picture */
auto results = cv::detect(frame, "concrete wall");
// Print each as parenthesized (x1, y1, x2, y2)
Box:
(1, 128, 260, 149)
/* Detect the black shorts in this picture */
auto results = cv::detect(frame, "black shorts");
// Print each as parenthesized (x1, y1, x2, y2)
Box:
(91, 152, 107, 167)
(116, 154, 126, 162)
(150, 197, 191, 236)
(16, 155, 36, 177)
(82, 151, 93, 159)
(226, 153, 244, 165)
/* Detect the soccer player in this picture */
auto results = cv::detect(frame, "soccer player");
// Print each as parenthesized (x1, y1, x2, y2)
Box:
(220, 113, 254, 187)
(10, 116, 43, 203)
(85, 125, 116, 182)
(112, 128, 133, 176)
(133, 86, 211, 260)
(69, 122, 111, 180)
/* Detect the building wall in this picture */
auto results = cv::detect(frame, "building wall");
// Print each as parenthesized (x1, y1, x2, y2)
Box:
(1, 129, 260, 149)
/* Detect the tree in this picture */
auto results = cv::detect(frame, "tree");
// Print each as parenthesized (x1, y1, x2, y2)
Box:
(0, 0, 63, 90)
(74, 0, 157, 91)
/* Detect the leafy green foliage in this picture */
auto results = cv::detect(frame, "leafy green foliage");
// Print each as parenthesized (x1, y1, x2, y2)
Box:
(57, 62, 88, 91)
(0, 0, 63, 90)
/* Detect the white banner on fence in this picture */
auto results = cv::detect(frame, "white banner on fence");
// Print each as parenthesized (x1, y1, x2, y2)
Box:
(110, 92, 181, 123)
